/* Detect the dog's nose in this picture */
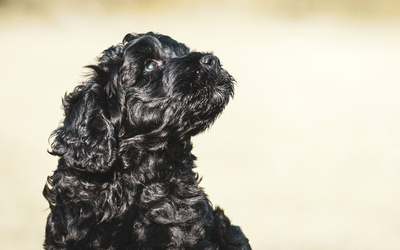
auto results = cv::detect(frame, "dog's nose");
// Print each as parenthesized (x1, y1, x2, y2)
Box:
(200, 55, 221, 69)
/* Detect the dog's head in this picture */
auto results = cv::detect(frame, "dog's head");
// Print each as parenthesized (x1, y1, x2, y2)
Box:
(51, 32, 234, 172)
(119, 33, 234, 137)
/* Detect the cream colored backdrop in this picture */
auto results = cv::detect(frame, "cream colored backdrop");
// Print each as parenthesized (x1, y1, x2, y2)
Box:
(1, 1, 400, 249)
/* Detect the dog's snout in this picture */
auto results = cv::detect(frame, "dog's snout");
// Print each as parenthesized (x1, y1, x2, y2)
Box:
(200, 55, 220, 69)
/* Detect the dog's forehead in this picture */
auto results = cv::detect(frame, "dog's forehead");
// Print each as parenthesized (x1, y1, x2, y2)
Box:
(156, 35, 190, 57)
(124, 32, 190, 58)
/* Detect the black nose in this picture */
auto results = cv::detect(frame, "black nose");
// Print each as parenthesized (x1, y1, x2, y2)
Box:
(200, 55, 220, 69)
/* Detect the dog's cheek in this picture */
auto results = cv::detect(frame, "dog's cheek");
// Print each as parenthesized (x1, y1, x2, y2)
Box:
(126, 102, 159, 132)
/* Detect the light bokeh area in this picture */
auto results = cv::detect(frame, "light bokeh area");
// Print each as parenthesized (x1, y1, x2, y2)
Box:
(1, 1, 400, 249)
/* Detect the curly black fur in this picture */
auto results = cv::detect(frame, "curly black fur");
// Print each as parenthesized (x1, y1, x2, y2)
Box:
(43, 32, 251, 250)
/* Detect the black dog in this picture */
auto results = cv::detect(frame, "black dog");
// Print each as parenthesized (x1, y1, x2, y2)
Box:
(43, 32, 251, 249)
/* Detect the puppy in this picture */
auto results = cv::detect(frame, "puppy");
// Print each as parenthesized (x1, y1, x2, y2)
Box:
(44, 32, 251, 249)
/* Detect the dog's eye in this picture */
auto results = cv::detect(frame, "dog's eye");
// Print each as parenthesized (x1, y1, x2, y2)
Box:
(144, 60, 160, 72)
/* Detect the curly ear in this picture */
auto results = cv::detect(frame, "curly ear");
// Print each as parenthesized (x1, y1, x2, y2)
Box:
(50, 45, 125, 173)
(50, 85, 116, 173)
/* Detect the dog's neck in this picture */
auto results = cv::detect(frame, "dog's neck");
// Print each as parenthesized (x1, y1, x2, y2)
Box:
(120, 137, 196, 175)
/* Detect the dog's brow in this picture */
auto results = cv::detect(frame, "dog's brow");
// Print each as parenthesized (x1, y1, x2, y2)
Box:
(124, 36, 164, 56)
(141, 36, 163, 49)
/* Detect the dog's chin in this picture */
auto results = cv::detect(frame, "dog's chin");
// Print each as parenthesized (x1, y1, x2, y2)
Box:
(176, 75, 233, 136)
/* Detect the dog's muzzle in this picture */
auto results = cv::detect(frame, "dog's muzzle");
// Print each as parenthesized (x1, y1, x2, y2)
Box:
(200, 55, 221, 70)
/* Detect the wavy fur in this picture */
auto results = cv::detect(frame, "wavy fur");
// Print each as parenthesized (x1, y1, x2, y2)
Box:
(43, 32, 250, 250)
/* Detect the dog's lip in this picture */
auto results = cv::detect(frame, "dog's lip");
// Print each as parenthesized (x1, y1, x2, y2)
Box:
(188, 66, 226, 88)
(191, 70, 204, 87)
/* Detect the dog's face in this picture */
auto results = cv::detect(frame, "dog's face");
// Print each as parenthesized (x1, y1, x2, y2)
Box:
(107, 32, 235, 139)
(48, 32, 234, 173)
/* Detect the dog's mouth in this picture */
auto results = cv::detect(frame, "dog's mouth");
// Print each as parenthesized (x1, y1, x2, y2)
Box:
(188, 56, 223, 88)
(189, 70, 204, 88)
(189, 70, 214, 88)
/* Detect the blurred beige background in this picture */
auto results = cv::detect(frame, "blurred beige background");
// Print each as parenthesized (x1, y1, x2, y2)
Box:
(1, 0, 400, 249)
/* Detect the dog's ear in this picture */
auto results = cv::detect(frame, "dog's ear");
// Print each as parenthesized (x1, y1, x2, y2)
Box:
(50, 45, 125, 173)
(50, 85, 117, 173)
